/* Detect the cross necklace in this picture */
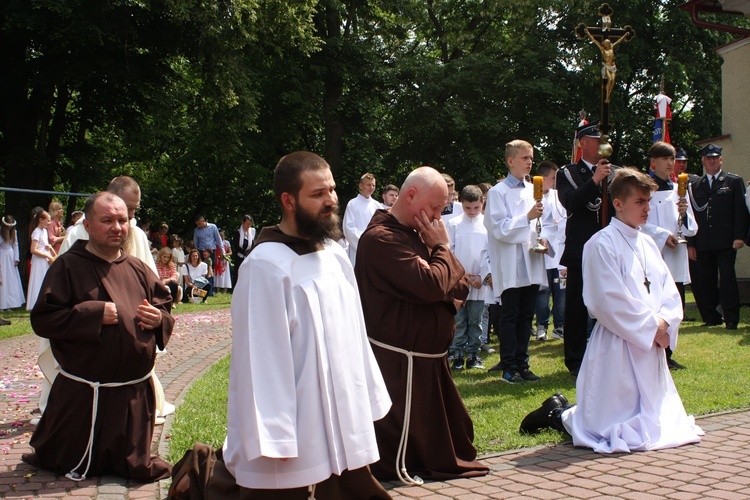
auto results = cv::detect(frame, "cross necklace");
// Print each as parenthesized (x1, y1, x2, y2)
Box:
(614, 227, 650, 293)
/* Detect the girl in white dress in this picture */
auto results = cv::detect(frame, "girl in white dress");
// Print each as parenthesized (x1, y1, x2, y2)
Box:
(214, 230, 232, 292)
(0, 216, 25, 310)
(27, 210, 57, 311)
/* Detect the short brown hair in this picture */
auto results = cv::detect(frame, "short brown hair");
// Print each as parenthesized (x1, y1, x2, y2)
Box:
(649, 141, 675, 159)
(610, 168, 657, 201)
(273, 152, 330, 207)
(460, 185, 483, 203)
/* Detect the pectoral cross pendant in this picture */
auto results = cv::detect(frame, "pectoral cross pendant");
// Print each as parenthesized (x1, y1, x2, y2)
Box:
(644, 276, 651, 294)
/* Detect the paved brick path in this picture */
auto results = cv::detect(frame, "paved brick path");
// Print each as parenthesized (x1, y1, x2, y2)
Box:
(2, 309, 750, 499)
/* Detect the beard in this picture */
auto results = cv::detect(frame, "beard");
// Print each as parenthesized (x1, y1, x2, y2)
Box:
(295, 203, 342, 246)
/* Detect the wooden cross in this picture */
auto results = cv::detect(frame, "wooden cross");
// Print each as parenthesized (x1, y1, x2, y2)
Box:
(575, 3, 635, 226)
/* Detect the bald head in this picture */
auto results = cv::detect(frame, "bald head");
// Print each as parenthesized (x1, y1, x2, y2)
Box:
(391, 166, 448, 229)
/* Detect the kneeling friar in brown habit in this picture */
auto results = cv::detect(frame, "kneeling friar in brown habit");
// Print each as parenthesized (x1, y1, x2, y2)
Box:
(24, 192, 174, 482)
(355, 166, 489, 485)
(168, 151, 392, 499)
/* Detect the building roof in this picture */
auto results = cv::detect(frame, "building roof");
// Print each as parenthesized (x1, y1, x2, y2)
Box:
(680, 0, 750, 37)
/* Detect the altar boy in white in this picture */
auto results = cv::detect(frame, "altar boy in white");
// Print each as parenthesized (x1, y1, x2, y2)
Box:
(484, 139, 552, 384)
(641, 141, 697, 370)
(519, 168, 703, 453)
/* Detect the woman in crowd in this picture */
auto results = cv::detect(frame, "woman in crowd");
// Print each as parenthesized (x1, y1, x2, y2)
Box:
(183, 248, 211, 303)
(0, 215, 25, 310)
(214, 229, 232, 293)
(156, 247, 182, 307)
(47, 201, 66, 254)
(27, 210, 56, 311)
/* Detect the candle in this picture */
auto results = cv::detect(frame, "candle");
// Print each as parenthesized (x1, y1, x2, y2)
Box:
(677, 173, 689, 197)
(533, 176, 544, 201)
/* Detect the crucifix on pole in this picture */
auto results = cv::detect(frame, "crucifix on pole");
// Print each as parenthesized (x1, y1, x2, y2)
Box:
(575, 3, 635, 227)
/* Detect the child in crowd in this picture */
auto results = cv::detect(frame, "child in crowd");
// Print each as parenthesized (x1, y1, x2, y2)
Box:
(447, 185, 490, 370)
(520, 168, 703, 453)
(27, 210, 57, 311)
(0, 215, 25, 311)
(534, 161, 567, 341)
(484, 140, 551, 384)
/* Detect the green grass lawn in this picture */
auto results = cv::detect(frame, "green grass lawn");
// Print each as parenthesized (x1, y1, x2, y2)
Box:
(0, 292, 233, 341)
(167, 299, 750, 461)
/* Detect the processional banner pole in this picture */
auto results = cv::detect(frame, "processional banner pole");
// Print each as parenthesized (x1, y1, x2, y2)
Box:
(575, 3, 635, 228)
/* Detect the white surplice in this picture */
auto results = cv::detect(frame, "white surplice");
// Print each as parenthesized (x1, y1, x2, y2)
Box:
(561, 218, 703, 453)
(541, 189, 567, 271)
(447, 213, 488, 301)
(343, 194, 381, 265)
(641, 186, 697, 284)
(484, 179, 551, 299)
(223, 240, 391, 489)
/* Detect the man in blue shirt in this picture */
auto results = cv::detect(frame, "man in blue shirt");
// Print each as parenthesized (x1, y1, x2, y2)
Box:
(193, 215, 224, 274)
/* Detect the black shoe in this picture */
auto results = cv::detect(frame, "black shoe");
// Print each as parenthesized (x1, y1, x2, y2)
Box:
(520, 393, 568, 434)
(683, 316, 696, 322)
(519, 368, 541, 382)
(451, 357, 464, 370)
(466, 355, 484, 369)
(501, 370, 525, 384)
(667, 358, 687, 370)
(488, 362, 503, 372)
(0, 318, 10, 326)
(702, 319, 723, 327)
(726, 323, 738, 330)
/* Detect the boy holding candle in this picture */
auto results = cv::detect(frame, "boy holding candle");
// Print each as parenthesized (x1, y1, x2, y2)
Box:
(519, 168, 704, 452)
(484, 140, 552, 383)
(641, 141, 697, 369)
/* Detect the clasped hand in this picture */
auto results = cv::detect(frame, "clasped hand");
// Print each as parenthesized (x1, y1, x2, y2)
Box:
(102, 299, 162, 330)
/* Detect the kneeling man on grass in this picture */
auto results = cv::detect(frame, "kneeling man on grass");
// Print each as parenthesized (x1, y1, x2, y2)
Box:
(169, 152, 392, 499)
(520, 168, 703, 453)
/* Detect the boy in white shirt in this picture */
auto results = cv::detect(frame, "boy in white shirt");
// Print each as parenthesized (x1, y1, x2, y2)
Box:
(641, 141, 697, 370)
(447, 185, 490, 370)
(343, 172, 381, 265)
(484, 140, 551, 384)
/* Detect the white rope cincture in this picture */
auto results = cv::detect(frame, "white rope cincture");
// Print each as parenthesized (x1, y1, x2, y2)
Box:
(368, 337, 447, 487)
(58, 367, 154, 481)
(307, 483, 317, 499)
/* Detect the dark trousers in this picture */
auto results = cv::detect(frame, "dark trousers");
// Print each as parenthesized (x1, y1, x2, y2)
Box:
(698, 248, 739, 326)
(231, 256, 245, 288)
(563, 266, 588, 375)
(488, 302, 502, 343)
(499, 285, 539, 372)
(688, 255, 716, 323)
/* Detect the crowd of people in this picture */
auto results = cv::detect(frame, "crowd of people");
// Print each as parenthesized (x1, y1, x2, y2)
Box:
(12, 129, 750, 496)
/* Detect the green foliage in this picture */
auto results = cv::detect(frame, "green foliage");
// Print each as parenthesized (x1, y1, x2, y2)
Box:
(3, 0, 745, 236)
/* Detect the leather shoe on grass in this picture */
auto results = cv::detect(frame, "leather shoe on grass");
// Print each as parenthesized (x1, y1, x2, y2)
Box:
(519, 393, 569, 434)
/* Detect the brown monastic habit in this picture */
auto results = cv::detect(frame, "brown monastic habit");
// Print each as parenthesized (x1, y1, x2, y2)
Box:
(25, 240, 174, 482)
(355, 210, 489, 481)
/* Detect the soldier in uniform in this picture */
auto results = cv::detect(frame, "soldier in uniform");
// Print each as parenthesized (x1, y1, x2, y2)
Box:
(556, 121, 617, 377)
(687, 144, 748, 330)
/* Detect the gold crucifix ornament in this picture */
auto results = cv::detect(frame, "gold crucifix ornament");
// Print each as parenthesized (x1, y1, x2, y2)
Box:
(576, 4, 635, 104)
